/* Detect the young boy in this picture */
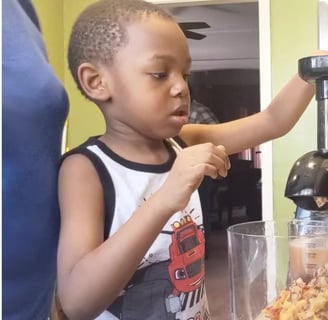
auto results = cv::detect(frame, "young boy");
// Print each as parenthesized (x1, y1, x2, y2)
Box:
(57, 0, 318, 319)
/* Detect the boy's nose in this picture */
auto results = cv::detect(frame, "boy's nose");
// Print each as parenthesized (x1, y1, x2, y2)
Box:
(170, 80, 189, 97)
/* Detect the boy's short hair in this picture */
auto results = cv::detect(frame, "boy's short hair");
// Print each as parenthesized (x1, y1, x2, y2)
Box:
(68, 0, 174, 94)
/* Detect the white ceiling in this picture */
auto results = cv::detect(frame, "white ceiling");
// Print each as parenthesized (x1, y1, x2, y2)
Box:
(166, 2, 259, 71)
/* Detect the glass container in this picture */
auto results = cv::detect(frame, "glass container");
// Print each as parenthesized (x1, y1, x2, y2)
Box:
(227, 220, 328, 320)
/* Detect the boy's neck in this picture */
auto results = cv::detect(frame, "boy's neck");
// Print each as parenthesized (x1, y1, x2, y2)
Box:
(99, 133, 170, 165)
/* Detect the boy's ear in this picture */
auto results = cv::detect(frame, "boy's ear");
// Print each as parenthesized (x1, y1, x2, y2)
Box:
(77, 62, 111, 101)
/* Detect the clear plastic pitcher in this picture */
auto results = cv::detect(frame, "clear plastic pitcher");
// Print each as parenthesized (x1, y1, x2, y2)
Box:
(227, 220, 328, 320)
(288, 219, 328, 282)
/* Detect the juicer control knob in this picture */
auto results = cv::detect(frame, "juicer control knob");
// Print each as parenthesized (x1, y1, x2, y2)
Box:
(299, 55, 328, 100)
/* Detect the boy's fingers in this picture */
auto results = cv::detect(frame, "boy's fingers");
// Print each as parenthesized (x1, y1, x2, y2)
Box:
(217, 166, 228, 179)
(215, 145, 231, 171)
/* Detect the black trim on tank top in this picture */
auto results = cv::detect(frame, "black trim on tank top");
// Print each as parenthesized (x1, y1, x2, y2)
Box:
(87, 136, 177, 173)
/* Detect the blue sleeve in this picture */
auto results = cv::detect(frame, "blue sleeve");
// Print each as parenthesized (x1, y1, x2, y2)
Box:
(17, 0, 41, 30)
(2, 1, 69, 319)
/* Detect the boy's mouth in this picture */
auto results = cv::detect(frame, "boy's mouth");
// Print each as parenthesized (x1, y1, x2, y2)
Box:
(171, 104, 189, 117)
(173, 110, 188, 116)
(170, 108, 189, 125)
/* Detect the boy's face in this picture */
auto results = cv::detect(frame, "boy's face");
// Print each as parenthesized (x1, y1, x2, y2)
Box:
(102, 16, 192, 140)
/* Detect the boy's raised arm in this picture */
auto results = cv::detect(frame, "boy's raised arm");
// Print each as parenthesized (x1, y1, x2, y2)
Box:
(181, 51, 328, 154)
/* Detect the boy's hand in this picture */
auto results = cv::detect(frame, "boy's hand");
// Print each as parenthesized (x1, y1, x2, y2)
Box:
(310, 50, 328, 56)
(160, 143, 230, 213)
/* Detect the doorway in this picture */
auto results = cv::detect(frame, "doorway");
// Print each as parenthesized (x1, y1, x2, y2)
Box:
(160, 0, 272, 224)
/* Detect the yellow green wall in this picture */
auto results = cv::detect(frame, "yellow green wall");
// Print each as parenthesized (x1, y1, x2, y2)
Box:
(270, 0, 318, 220)
(34, 0, 319, 219)
(34, 0, 105, 149)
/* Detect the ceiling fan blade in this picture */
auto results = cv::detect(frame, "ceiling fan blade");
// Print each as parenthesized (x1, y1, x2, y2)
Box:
(179, 22, 210, 30)
(183, 30, 207, 40)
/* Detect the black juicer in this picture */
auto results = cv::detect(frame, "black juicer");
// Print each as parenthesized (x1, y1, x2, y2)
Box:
(285, 55, 328, 221)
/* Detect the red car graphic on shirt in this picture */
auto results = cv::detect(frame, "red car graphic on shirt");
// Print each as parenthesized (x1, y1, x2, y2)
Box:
(168, 215, 205, 294)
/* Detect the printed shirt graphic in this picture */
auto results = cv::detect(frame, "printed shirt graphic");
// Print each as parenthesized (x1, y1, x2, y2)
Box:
(79, 137, 210, 320)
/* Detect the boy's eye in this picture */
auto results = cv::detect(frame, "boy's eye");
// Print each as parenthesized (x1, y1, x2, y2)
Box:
(151, 72, 167, 79)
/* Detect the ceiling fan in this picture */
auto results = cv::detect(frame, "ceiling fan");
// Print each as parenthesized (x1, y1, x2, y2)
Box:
(178, 21, 210, 40)
(169, 4, 242, 40)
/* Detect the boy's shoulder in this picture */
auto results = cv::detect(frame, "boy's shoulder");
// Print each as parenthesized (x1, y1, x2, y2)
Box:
(61, 136, 100, 163)
(60, 135, 115, 239)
